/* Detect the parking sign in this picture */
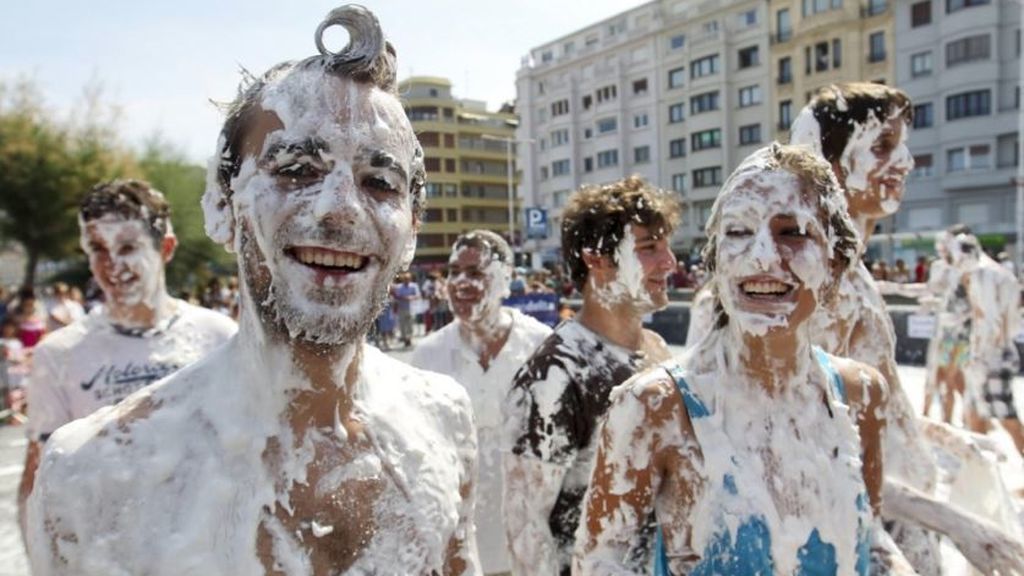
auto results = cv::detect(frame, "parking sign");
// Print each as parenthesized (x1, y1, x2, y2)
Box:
(525, 207, 548, 239)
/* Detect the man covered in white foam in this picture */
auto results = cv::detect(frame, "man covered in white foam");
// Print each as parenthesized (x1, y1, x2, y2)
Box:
(26, 6, 479, 575)
(17, 179, 237, 542)
(789, 82, 1024, 575)
(503, 177, 679, 575)
(949, 231, 1024, 455)
(412, 230, 551, 575)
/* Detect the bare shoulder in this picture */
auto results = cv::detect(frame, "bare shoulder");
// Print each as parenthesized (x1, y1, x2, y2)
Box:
(610, 363, 684, 424)
(826, 354, 888, 411)
(366, 345, 473, 429)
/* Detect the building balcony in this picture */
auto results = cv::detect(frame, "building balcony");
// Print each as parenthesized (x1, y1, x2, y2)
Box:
(861, 1, 888, 17)
(771, 30, 793, 44)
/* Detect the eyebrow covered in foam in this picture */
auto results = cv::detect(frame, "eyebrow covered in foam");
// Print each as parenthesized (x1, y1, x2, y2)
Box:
(364, 149, 409, 183)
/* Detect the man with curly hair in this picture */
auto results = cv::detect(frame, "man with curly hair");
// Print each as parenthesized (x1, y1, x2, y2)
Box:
(503, 176, 679, 575)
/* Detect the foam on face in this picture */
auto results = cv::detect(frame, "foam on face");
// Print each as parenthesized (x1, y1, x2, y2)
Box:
(447, 242, 511, 341)
(230, 69, 419, 345)
(713, 167, 829, 337)
(591, 225, 654, 310)
(839, 108, 912, 215)
(80, 216, 168, 322)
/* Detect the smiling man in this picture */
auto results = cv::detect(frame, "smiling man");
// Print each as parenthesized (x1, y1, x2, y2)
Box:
(503, 176, 679, 576)
(412, 230, 551, 575)
(16, 179, 237, 542)
(26, 6, 478, 575)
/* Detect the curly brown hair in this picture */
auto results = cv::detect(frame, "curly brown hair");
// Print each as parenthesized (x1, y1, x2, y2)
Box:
(561, 176, 681, 291)
(79, 179, 172, 247)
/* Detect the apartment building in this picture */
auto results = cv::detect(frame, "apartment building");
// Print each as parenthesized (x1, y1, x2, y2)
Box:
(516, 0, 771, 264)
(769, 0, 895, 141)
(399, 77, 520, 264)
(892, 0, 1021, 261)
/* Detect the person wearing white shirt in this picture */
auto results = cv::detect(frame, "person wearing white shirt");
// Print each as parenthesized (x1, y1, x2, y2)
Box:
(412, 230, 551, 575)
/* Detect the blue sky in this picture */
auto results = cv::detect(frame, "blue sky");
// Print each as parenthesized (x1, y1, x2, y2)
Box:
(0, 1, 641, 162)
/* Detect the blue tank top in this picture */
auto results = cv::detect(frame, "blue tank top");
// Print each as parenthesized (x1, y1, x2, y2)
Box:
(653, 348, 871, 575)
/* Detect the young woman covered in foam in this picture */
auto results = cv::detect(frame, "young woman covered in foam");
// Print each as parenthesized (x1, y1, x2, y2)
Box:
(573, 143, 917, 575)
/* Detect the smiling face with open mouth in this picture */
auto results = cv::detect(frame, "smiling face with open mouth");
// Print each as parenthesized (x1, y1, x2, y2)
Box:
(841, 112, 913, 219)
(714, 170, 830, 336)
(82, 216, 166, 310)
(230, 70, 420, 344)
(447, 245, 510, 326)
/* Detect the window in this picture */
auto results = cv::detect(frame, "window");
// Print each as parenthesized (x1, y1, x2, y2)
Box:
(737, 9, 757, 27)
(947, 145, 991, 171)
(596, 117, 618, 134)
(669, 67, 686, 88)
(946, 35, 991, 67)
(539, 166, 549, 180)
(693, 166, 723, 188)
(608, 20, 626, 36)
(739, 124, 762, 145)
(997, 133, 1020, 168)
(671, 173, 687, 192)
(738, 46, 760, 69)
(424, 183, 442, 198)
(563, 41, 574, 56)
(445, 159, 456, 173)
(583, 157, 593, 172)
(866, 0, 887, 16)
(669, 103, 686, 123)
(551, 129, 570, 147)
(868, 32, 886, 63)
(633, 78, 648, 95)
(444, 183, 458, 197)
(537, 107, 547, 123)
(947, 90, 990, 120)
(586, 33, 599, 46)
(947, 0, 989, 13)
(908, 206, 942, 229)
(911, 154, 934, 178)
(779, 100, 793, 130)
(911, 52, 932, 77)
(670, 34, 686, 50)
(424, 158, 441, 172)
(691, 54, 720, 78)
(634, 113, 649, 128)
(597, 149, 619, 168)
(738, 85, 762, 107)
(541, 50, 553, 63)
(911, 1, 932, 26)
(634, 146, 651, 164)
(553, 190, 570, 208)
(583, 127, 593, 139)
(669, 138, 687, 158)
(803, 0, 843, 17)
(913, 103, 934, 128)
(552, 159, 570, 176)
(691, 91, 720, 114)
(815, 42, 830, 72)
(776, 9, 792, 43)
(551, 99, 569, 116)
(703, 20, 719, 34)
(596, 85, 617, 104)
(778, 57, 792, 84)
(582, 95, 593, 110)
(833, 39, 842, 68)
(692, 129, 722, 151)
(957, 203, 989, 226)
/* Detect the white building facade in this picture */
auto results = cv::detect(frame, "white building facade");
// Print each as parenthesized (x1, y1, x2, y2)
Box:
(516, 0, 771, 265)
(892, 0, 1021, 261)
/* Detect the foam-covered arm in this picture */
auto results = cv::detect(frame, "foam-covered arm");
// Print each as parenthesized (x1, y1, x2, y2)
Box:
(883, 478, 1024, 575)
(503, 455, 567, 575)
(869, 523, 919, 575)
(918, 418, 1005, 463)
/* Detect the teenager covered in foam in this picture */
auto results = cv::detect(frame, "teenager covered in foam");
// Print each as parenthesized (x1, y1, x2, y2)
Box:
(788, 82, 1024, 575)
(503, 176, 679, 575)
(411, 229, 551, 575)
(574, 143, 918, 575)
(26, 6, 479, 575)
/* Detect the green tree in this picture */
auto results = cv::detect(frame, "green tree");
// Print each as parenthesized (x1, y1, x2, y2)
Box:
(137, 137, 235, 293)
(0, 79, 131, 286)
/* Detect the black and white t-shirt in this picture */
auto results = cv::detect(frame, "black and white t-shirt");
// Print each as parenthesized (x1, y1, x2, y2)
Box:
(26, 300, 237, 441)
(505, 320, 658, 575)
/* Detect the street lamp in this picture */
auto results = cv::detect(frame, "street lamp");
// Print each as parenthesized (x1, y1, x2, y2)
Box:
(481, 134, 535, 251)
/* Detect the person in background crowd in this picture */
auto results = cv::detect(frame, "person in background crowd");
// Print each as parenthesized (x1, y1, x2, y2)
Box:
(504, 176, 679, 576)
(891, 259, 911, 283)
(46, 282, 85, 332)
(914, 255, 928, 284)
(872, 260, 889, 281)
(391, 271, 420, 348)
(509, 268, 527, 297)
(18, 179, 237, 545)
(10, 288, 46, 349)
(412, 230, 551, 575)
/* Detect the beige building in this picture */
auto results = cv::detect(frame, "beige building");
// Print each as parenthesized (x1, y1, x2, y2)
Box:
(769, 0, 894, 139)
(399, 77, 520, 264)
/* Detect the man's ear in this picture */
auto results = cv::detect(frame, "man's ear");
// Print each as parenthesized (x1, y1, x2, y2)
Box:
(399, 211, 420, 270)
(161, 234, 178, 263)
(202, 156, 237, 253)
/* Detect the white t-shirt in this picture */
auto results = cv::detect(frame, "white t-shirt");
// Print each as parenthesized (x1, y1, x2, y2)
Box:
(411, 308, 551, 574)
(26, 299, 237, 441)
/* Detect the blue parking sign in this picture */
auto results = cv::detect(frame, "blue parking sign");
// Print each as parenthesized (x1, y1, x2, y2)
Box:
(525, 207, 548, 239)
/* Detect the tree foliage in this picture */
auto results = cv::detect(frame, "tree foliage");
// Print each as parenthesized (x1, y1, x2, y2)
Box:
(0, 79, 133, 286)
